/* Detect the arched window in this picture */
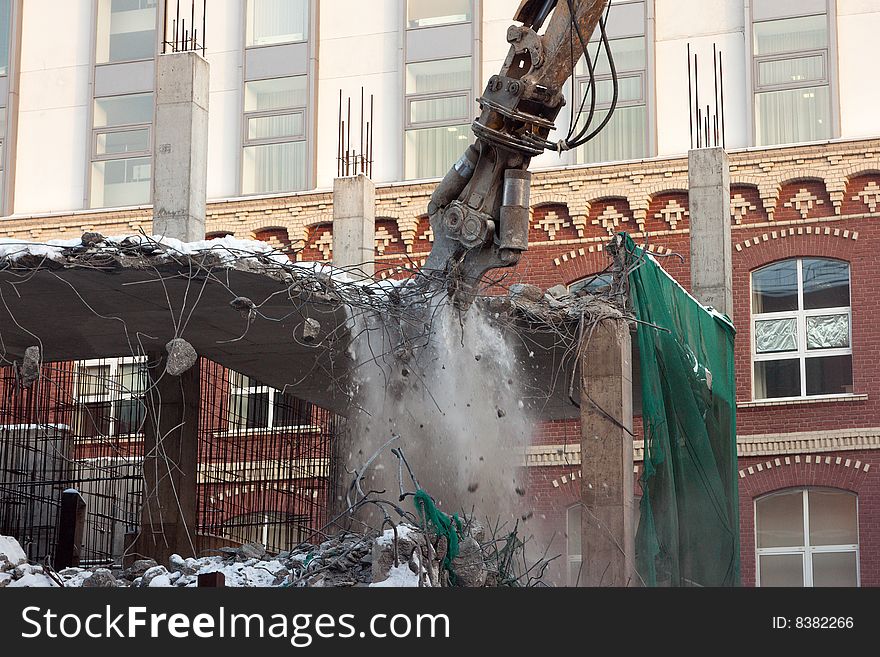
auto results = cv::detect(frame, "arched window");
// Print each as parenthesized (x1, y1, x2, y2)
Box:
(569, 272, 614, 296)
(755, 488, 859, 587)
(751, 257, 852, 399)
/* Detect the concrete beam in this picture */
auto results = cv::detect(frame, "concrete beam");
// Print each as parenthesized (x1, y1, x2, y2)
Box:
(688, 147, 733, 319)
(153, 51, 210, 242)
(134, 354, 200, 565)
(580, 317, 634, 586)
(332, 175, 375, 277)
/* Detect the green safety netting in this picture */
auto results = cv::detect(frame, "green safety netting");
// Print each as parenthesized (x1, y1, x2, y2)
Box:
(624, 234, 741, 587)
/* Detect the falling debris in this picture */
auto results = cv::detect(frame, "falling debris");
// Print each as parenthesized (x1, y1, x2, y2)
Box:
(165, 337, 198, 376)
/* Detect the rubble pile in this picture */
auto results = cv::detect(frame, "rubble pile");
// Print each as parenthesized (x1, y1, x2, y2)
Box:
(1, 520, 511, 588)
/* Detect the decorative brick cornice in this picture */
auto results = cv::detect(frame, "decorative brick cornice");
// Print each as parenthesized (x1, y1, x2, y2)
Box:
(528, 426, 880, 470)
(3, 138, 879, 262)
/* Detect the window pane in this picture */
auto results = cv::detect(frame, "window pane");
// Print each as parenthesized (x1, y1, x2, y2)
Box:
(580, 37, 646, 76)
(247, 113, 304, 140)
(114, 399, 145, 435)
(90, 157, 151, 208)
(755, 318, 797, 353)
(246, 0, 309, 47)
(96, 0, 157, 64)
(78, 401, 112, 438)
(244, 76, 307, 112)
(80, 365, 111, 397)
(806, 315, 849, 350)
(0, 0, 10, 76)
(246, 391, 270, 429)
(93, 93, 154, 128)
(242, 141, 308, 194)
(409, 95, 469, 124)
(96, 129, 150, 156)
(755, 359, 801, 399)
(759, 553, 804, 587)
(579, 76, 642, 106)
(576, 106, 647, 164)
(755, 85, 830, 146)
(118, 363, 146, 394)
(812, 552, 858, 587)
(407, 0, 471, 28)
(809, 490, 858, 546)
(272, 393, 310, 427)
(805, 354, 853, 396)
(405, 124, 471, 180)
(751, 260, 798, 313)
(754, 15, 828, 56)
(757, 489, 804, 548)
(758, 55, 825, 86)
(406, 58, 471, 95)
(802, 259, 850, 309)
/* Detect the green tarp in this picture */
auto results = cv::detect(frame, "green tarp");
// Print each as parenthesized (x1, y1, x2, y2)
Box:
(624, 234, 741, 587)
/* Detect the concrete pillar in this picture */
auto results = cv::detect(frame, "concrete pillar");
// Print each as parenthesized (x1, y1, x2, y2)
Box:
(580, 317, 635, 586)
(332, 174, 375, 276)
(135, 355, 200, 565)
(152, 51, 209, 242)
(688, 147, 733, 319)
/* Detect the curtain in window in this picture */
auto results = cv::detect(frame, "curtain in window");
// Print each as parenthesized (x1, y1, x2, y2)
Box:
(405, 125, 470, 180)
(249, 0, 308, 46)
(756, 85, 830, 146)
(578, 106, 647, 164)
(243, 141, 307, 194)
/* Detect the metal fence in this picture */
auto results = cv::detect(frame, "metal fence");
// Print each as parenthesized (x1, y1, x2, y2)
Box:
(0, 358, 340, 565)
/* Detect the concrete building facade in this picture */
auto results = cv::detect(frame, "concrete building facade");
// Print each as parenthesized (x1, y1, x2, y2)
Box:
(1, 0, 879, 586)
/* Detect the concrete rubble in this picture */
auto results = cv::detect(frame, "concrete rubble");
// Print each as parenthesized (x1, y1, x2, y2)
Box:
(1, 520, 516, 588)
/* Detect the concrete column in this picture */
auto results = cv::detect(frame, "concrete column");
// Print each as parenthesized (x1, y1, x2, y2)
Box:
(153, 51, 209, 242)
(332, 174, 375, 276)
(688, 147, 733, 319)
(580, 317, 634, 586)
(135, 355, 200, 565)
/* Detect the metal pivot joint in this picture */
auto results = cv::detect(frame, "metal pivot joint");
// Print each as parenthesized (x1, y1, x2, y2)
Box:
(421, 0, 609, 306)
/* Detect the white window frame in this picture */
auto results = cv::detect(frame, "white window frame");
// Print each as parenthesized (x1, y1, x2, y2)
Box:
(74, 357, 147, 439)
(228, 373, 312, 433)
(245, 0, 310, 49)
(748, 0, 839, 147)
(755, 488, 860, 587)
(405, 0, 472, 31)
(89, 92, 155, 209)
(95, 0, 160, 66)
(750, 258, 853, 401)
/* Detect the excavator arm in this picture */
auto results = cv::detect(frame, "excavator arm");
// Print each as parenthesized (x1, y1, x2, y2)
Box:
(420, 0, 610, 306)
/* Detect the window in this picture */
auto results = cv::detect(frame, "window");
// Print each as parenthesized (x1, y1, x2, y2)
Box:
(74, 359, 147, 438)
(404, 57, 473, 180)
(756, 488, 859, 587)
(752, 4, 832, 146)
(567, 504, 583, 585)
(575, 1, 649, 164)
(241, 75, 308, 194)
(246, 0, 308, 47)
(569, 273, 614, 295)
(228, 372, 311, 430)
(407, 0, 471, 28)
(95, 0, 158, 64)
(751, 258, 852, 400)
(90, 92, 153, 208)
